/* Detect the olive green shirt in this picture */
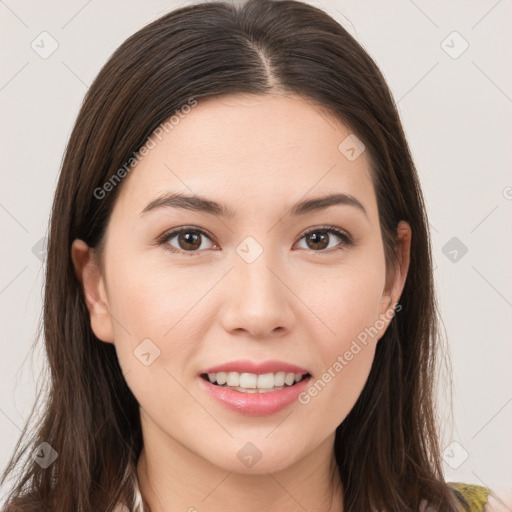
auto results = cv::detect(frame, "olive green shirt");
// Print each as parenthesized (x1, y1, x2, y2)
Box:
(449, 482, 492, 511)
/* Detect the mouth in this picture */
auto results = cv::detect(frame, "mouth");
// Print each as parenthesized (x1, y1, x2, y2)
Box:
(200, 371, 312, 393)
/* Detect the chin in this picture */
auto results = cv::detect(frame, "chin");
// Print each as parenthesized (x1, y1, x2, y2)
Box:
(204, 442, 304, 476)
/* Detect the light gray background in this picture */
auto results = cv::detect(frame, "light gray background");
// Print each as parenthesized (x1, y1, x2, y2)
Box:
(1, 0, 511, 502)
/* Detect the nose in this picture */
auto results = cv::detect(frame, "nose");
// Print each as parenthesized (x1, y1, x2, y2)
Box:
(219, 248, 295, 339)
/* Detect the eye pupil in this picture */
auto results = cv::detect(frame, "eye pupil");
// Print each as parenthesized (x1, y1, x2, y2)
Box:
(307, 231, 329, 250)
(179, 231, 201, 250)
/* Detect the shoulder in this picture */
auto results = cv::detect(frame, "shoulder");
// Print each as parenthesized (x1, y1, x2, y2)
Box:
(448, 482, 512, 512)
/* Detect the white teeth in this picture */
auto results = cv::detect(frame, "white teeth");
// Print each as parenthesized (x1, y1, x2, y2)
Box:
(216, 372, 227, 385)
(227, 372, 240, 387)
(256, 373, 275, 389)
(284, 373, 295, 386)
(205, 370, 308, 390)
(274, 371, 286, 387)
(239, 372, 257, 389)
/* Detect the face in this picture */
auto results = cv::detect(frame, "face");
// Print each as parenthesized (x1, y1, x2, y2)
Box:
(72, 92, 410, 475)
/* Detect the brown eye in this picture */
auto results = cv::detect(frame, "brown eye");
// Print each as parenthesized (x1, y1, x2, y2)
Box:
(160, 225, 353, 257)
(305, 231, 329, 250)
(177, 231, 202, 251)
(296, 226, 353, 253)
(161, 227, 216, 256)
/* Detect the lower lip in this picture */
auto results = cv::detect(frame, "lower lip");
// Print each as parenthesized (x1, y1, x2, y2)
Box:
(198, 375, 311, 416)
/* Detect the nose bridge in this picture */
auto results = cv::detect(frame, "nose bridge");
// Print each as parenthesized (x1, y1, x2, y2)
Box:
(222, 235, 292, 335)
(234, 237, 284, 306)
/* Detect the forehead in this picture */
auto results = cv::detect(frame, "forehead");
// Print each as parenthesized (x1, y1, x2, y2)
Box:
(112, 93, 377, 221)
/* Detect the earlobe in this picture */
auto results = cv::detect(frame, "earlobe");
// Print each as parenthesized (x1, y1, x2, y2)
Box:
(71, 239, 115, 343)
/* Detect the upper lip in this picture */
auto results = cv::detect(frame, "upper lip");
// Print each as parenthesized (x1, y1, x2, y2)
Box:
(200, 359, 310, 376)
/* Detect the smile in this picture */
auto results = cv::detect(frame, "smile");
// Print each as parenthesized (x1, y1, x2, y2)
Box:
(200, 371, 310, 393)
(198, 372, 312, 416)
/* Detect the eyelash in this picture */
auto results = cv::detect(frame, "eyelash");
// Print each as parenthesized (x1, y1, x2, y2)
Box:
(158, 225, 354, 257)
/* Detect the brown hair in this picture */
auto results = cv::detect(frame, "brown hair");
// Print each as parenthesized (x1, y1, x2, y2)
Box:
(1, 0, 464, 510)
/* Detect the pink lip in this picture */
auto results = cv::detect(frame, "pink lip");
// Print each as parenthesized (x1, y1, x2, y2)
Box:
(198, 374, 312, 416)
(200, 359, 310, 375)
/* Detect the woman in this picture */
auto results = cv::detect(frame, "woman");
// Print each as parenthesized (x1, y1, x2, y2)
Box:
(0, 0, 499, 510)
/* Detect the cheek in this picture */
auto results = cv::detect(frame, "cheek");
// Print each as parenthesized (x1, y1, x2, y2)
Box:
(103, 250, 206, 388)
(299, 280, 381, 428)
(298, 341, 376, 434)
(294, 252, 385, 423)
(106, 259, 206, 422)
(299, 248, 387, 349)
(106, 248, 211, 341)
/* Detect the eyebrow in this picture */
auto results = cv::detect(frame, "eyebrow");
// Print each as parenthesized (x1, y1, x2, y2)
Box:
(140, 192, 367, 218)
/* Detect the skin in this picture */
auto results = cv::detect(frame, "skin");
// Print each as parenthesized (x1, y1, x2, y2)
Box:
(72, 92, 411, 512)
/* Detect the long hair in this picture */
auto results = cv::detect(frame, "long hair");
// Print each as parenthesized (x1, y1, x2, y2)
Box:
(1, 0, 464, 510)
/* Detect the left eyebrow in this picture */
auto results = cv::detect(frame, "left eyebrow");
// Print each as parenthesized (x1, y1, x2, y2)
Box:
(290, 193, 367, 218)
(140, 191, 368, 219)
(140, 192, 237, 218)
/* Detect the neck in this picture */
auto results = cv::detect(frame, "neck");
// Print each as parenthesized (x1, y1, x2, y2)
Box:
(136, 412, 344, 512)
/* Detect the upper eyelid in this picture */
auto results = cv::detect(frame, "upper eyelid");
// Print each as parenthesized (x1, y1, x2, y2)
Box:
(159, 225, 215, 243)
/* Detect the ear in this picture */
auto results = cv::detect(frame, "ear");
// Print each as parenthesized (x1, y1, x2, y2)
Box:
(71, 239, 115, 343)
(379, 220, 412, 320)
